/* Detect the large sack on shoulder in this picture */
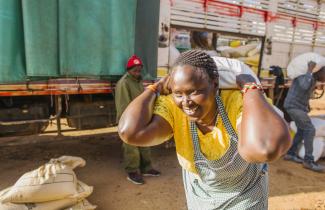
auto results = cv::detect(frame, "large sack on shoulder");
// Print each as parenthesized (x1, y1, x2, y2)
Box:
(287, 52, 325, 79)
(0, 180, 93, 210)
(212, 56, 261, 89)
(64, 199, 97, 210)
(0, 156, 85, 204)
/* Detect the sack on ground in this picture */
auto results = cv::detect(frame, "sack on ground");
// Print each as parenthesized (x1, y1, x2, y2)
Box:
(0, 180, 93, 210)
(64, 199, 97, 210)
(290, 117, 325, 161)
(0, 156, 86, 203)
(212, 56, 261, 89)
(290, 117, 325, 137)
(287, 52, 325, 79)
(297, 137, 325, 161)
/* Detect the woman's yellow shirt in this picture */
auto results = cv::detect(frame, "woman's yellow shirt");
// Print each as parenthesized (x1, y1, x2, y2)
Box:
(153, 90, 243, 173)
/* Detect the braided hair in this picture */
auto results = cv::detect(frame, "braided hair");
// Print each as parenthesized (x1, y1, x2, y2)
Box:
(172, 50, 218, 81)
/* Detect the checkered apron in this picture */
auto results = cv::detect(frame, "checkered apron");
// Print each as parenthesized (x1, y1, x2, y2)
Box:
(183, 96, 268, 210)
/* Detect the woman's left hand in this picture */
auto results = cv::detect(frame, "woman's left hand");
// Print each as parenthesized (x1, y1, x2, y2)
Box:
(236, 74, 257, 89)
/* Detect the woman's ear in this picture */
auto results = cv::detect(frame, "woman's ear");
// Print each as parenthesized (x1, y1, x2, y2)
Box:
(211, 78, 219, 95)
(212, 75, 219, 88)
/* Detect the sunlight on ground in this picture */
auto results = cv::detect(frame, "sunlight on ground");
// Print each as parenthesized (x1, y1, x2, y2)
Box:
(269, 191, 325, 210)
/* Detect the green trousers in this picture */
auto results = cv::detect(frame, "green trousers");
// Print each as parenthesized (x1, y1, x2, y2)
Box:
(122, 142, 152, 173)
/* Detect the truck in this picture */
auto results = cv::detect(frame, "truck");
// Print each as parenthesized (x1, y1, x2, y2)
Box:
(0, 0, 160, 135)
(1, 0, 324, 136)
(157, 0, 325, 73)
(156, 0, 325, 115)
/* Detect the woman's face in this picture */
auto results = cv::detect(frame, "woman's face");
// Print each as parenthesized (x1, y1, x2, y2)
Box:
(170, 65, 217, 122)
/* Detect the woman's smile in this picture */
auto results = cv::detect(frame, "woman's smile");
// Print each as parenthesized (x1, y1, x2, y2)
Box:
(182, 105, 199, 116)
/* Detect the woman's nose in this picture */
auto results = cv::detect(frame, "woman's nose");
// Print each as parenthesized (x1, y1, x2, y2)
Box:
(181, 95, 192, 106)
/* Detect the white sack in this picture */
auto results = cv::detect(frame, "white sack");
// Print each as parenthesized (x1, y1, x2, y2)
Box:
(287, 52, 325, 79)
(290, 117, 325, 137)
(247, 43, 261, 57)
(298, 137, 325, 161)
(64, 199, 97, 210)
(0, 181, 93, 210)
(212, 56, 261, 89)
(0, 156, 86, 203)
(219, 44, 257, 58)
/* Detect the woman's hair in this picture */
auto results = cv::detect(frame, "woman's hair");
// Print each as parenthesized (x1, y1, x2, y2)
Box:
(172, 50, 218, 81)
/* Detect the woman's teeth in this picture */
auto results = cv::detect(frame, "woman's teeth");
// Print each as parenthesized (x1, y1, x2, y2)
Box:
(183, 106, 198, 115)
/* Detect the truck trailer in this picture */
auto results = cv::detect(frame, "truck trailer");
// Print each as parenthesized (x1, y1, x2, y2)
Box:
(0, 0, 160, 135)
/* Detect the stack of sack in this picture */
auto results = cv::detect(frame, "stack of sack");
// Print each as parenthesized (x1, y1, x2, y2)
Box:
(0, 156, 96, 210)
(219, 43, 258, 58)
(219, 43, 261, 74)
(290, 118, 325, 161)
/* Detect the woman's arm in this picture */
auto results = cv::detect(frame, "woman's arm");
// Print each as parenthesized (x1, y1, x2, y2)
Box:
(236, 75, 291, 163)
(118, 78, 173, 146)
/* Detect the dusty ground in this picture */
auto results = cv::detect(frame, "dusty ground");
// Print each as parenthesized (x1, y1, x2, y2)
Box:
(0, 95, 324, 210)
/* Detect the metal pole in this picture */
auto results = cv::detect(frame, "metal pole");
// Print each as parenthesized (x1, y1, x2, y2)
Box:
(55, 95, 62, 136)
(257, 36, 266, 79)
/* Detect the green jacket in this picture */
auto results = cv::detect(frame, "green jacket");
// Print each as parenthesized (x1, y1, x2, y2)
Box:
(115, 72, 144, 122)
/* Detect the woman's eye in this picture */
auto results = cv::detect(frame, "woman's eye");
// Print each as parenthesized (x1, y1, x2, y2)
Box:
(190, 90, 202, 95)
(173, 93, 182, 98)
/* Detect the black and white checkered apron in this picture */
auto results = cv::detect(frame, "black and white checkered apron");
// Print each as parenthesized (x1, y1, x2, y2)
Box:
(182, 96, 268, 210)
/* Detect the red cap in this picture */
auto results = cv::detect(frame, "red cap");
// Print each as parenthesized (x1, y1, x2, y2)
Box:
(126, 55, 143, 70)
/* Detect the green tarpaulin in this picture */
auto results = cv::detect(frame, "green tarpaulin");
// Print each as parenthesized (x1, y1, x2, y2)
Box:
(135, 0, 159, 80)
(22, 0, 59, 77)
(0, 0, 26, 82)
(0, 0, 159, 83)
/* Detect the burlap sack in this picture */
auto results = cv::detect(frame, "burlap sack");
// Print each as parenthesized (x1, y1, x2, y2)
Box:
(247, 44, 261, 57)
(64, 199, 97, 210)
(0, 180, 93, 210)
(221, 44, 257, 58)
(0, 156, 86, 203)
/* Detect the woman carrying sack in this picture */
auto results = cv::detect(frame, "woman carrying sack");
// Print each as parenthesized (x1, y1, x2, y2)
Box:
(118, 50, 291, 209)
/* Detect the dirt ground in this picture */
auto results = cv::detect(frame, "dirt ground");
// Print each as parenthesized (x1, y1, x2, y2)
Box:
(0, 95, 324, 210)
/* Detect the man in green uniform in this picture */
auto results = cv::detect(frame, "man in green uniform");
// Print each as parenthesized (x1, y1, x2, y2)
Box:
(115, 55, 161, 185)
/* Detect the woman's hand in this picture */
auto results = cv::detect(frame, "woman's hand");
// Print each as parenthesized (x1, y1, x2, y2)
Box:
(308, 61, 316, 73)
(236, 73, 291, 162)
(118, 73, 174, 146)
(156, 75, 171, 95)
(236, 74, 257, 89)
